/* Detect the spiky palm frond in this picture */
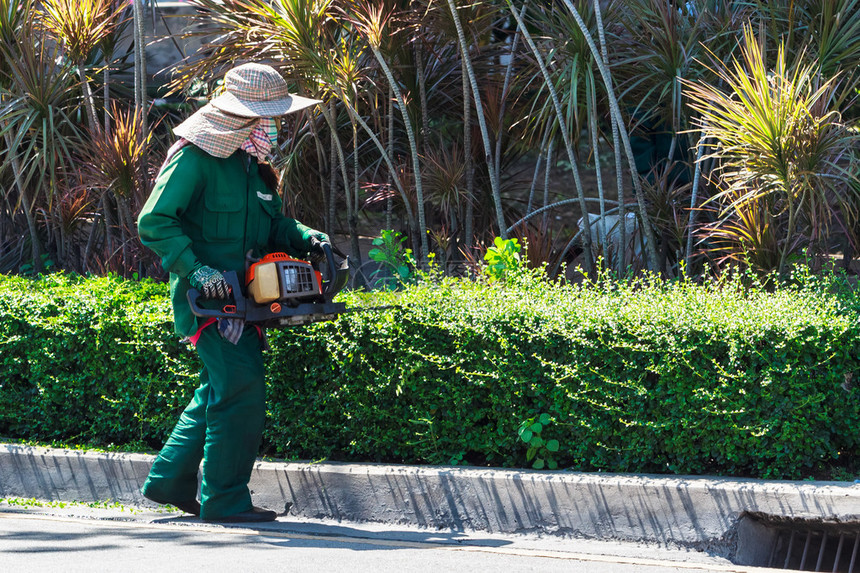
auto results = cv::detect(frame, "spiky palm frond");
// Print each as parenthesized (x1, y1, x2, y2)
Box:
(698, 187, 783, 275)
(686, 24, 860, 274)
(39, 0, 120, 64)
(81, 103, 154, 201)
(169, 0, 338, 94)
(0, 17, 82, 207)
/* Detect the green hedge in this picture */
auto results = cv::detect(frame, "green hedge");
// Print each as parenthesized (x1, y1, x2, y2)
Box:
(1, 270, 859, 479)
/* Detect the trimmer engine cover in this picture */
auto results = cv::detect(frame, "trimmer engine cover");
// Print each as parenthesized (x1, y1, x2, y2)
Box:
(187, 242, 350, 328)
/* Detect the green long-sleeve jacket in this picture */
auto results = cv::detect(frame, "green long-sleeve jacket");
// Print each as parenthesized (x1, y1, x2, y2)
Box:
(138, 145, 315, 337)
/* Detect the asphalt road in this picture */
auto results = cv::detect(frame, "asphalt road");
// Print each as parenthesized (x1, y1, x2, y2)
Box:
(0, 506, 781, 573)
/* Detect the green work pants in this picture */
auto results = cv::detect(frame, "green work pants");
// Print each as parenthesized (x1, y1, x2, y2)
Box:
(141, 325, 266, 520)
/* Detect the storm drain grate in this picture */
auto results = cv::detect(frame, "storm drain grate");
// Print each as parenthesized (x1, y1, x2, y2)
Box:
(759, 520, 860, 571)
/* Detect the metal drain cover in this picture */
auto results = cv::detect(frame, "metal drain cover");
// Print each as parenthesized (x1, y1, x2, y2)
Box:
(736, 513, 860, 571)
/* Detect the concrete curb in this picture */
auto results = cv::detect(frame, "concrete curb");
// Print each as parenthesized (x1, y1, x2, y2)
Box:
(2, 443, 859, 555)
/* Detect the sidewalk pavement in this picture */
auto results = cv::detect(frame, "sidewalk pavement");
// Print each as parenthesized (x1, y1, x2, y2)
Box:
(1, 442, 859, 567)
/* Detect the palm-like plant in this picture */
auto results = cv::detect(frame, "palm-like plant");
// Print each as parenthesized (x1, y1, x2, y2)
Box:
(79, 103, 155, 275)
(686, 25, 859, 275)
(1, 13, 83, 272)
(800, 0, 860, 110)
(39, 0, 121, 134)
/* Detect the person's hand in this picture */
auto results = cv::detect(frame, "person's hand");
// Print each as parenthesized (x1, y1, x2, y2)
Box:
(190, 265, 231, 299)
(306, 229, 329, 247)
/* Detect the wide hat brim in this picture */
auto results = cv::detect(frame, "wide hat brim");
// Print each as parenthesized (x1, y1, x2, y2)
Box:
(173, 103, 258, 158)
(210, 91, 323, 118)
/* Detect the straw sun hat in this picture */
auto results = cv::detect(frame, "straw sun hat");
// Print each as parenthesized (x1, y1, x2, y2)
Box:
(173, 63, 322, 159)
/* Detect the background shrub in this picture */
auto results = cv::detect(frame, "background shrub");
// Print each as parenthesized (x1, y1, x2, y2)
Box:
(1, 270, 859, 479)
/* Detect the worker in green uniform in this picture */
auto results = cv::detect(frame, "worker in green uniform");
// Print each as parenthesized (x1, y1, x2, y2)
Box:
(137, 63, 325, 523)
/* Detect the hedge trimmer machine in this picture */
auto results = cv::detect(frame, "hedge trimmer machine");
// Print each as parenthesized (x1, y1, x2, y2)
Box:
(187, 240, 350, 328)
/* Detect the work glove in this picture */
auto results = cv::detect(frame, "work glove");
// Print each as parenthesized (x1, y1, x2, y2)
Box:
(218, 318, 244, 345)
(190, 265, 231, 299)
(306, 229, 329, 250)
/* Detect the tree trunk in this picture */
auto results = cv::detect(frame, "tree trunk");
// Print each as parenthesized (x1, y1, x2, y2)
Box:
(328, 101, 338, 240)
(370, 45, 430, 261)
(463, 63, 475, 251)
(104, 65, 111, 135)
(320, 101, 360, 264)
(414, 36, 430, 157)
(542, 138, 554, 232)
(386, 86, 394, 232)
(495, 1, 527, 185)
(588, 74, 607, 250)
(447, 0, 506, 240)
(339, 93, 415, 234)
(508, 1, 594, 275)
(559, 0, 661, 272)
(592, 0, 625, 273)
(78, 66, 100, 135)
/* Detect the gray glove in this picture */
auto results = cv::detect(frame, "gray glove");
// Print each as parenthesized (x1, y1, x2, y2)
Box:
(190, 265, 231, 299)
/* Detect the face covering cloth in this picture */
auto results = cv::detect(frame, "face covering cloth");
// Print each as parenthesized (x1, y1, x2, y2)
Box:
(241, 118, 277, 162)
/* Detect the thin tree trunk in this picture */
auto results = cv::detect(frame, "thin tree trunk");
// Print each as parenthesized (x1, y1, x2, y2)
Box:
(494, 1, 527, 185)
(101, 193, 115, 266)
(369, 45, 429, 261)
(307, 110, 328, 233)
(104, 65, 111, 135)
(593, 0, 625, 273)
(79, 66, 100, 135)
(327, 101, 338, 241)
(350, 113, 361, 266)
(684, 130, 707, 271)
(386, 86, 394, 232)
(339, 92, 415, 233)
(83, 212, 102, 273)
(525, 126, 552, 219)
(508, 1, 594, 275)
(507, 196, 618, 235)
(558, 0, 661, 272)
(321, 101, 361, 264)
(447, 0, 506, 239)
(463, 64, 475, 250)
(414, 36, 430, 157)
(133, 0, 148, 193)
(117, 196, 130, 276)
(588, 74, 607, 250)
(542, 137, 555, 232)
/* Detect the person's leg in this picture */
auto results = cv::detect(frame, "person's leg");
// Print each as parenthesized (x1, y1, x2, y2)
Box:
(194, 326, 266, 521)
(141, 368, 211, 507)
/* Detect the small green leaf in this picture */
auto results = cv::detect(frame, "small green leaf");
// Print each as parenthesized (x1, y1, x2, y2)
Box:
(539, 413, 551, 425)
(548, 459, 558, 470)
(533, 459, 545, 470)
(519, 429, 533, 443)
(546, 439, 560, 452)
(530, 422, 543, 434)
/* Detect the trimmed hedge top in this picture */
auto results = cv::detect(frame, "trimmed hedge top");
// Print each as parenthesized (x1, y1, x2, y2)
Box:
(1, 269, 858, 479)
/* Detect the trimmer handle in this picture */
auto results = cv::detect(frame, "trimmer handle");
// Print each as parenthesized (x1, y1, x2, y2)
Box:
(186, 271, 246, 319)
(310, 239, 349, 297)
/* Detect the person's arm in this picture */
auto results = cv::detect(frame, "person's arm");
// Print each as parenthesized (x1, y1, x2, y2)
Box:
(267, 192, 328, 254)
(137, 147, 204, 279)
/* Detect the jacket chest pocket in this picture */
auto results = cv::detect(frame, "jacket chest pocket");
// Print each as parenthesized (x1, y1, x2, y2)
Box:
(255, 190, 279, 245)
(202, 192, 243, 242)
